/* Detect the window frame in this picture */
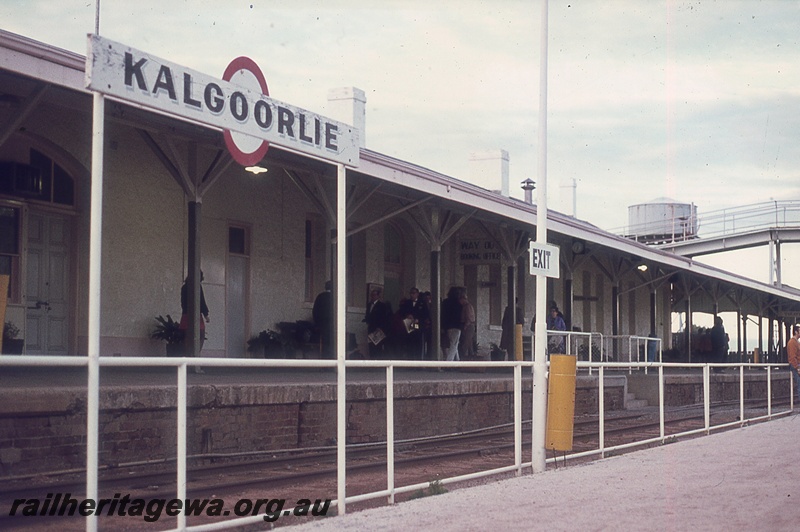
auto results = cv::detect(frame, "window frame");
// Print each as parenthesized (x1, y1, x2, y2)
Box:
(0, 202, 22, 304)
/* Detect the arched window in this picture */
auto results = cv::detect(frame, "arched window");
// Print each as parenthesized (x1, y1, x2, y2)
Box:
(0, 149, 74, 206)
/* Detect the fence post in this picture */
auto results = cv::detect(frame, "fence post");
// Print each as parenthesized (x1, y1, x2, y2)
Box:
(514, 364, 522, 476)
(767, 365, 772, 418)
(177, 363, 187, 530)
(386, 365, 395, 504)
(658, 365, 665, 440)
(739, 365, 745, 424)
(598, 365, 605, 458)
(703, 365, 710, 434)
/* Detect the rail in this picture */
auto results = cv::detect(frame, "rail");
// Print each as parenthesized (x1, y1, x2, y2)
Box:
(546, 330, 604, 374)
(694, 200, 800, 239)
(0, 355, 794, 531)
(545, 331, 662, 375)
(600, 335, 663, 374)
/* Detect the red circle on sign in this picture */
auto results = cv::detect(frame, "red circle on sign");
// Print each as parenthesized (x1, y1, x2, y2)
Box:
(222, 56, 270, 166)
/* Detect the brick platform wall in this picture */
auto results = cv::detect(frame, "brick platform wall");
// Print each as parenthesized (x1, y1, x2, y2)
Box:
(0, 378, 625, 477)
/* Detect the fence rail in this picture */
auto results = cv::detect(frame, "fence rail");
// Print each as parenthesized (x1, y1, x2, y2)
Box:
(0, 355, 794, 531)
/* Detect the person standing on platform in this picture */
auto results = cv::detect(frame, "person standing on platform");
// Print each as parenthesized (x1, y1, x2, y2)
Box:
(547, 306, 566, 354)
(180, 270, 210, 374)
(500, 298, 524, 360)
(398, 287, 429, 360)
(364, 287, 392, 359)
(710, 316, 728, 372)
(313, 280, 333, 358)
(421, 291, 433, 359)
(442, 287, 464, 362)
(458, 290, 476, 359)
(787, 325, 800, 401)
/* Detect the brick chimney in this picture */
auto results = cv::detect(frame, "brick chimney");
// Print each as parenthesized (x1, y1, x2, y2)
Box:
(468, 149, 510, 196)
(326, 87, 366, 148)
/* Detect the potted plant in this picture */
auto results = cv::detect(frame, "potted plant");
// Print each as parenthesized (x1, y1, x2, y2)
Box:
(490, 342, 506, 362)
(151, 315, 185, 356)
(2, 321, 23, 354)
(247, 329, 285, 358)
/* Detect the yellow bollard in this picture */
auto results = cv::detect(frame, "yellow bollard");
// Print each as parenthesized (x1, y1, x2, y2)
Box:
(514, 323, 523, 361)
(545, 354, 577, 451)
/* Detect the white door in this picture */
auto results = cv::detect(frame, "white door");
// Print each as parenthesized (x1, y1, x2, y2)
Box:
(226, 255, 247, 357)
(226, 226, 249, 357)
(25, 212, 71, 355)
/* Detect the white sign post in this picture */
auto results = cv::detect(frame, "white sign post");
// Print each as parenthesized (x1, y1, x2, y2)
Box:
(529, 241, 560, 279)
(532, 0, 550, 476)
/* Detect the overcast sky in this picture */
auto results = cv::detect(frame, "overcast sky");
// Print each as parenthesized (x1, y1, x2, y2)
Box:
(2, 0, 799, 287)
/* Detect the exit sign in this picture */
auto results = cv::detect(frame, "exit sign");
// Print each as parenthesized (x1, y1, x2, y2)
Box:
(528, 242, 560, 278)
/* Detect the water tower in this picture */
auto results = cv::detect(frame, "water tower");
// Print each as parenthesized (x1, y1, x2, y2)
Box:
(627, 198, 697, 244)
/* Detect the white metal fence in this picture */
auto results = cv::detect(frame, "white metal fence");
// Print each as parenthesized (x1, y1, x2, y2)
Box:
(0, 355, 794, 531)
(545, 331, 662, 375)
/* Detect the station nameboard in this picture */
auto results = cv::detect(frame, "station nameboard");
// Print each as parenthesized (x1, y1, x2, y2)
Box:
(85, 35, 359, 167)
(529, 241, 560, 278)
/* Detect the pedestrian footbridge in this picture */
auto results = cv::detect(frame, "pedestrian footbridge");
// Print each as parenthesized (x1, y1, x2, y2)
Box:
(621, 200, 800, 286)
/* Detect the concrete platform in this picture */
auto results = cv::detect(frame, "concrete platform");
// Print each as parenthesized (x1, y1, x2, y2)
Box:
(294, 413, 800, 531)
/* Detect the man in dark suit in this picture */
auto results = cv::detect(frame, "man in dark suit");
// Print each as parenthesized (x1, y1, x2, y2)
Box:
(364, 287, 392, 359)
(398, 287, 429, 360)
(313, 280, 333, 358)
(710, 315, 728, 372)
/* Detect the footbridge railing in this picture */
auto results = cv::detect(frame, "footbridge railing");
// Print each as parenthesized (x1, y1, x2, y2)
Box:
(691, 200, 800, 240)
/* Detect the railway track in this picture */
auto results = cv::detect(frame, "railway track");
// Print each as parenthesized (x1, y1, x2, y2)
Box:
(2, 398, 789, 506)
(1, 399, 792, 532)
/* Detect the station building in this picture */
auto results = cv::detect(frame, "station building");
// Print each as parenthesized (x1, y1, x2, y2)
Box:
(1, 28, 799, 363)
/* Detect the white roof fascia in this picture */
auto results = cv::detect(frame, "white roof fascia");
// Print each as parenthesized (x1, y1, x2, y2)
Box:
(0, 30, 85, 90)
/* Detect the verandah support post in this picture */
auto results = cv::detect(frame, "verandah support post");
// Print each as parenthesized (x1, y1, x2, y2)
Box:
(187, 201, 202, 357)
(563, 275, 572, 331)
(768, 315, 775, 359)
(650, 289, 657, 335)
(741, 313, 747, 363)
(508, 264, 517, 358)
(430, 248, 441, 360)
